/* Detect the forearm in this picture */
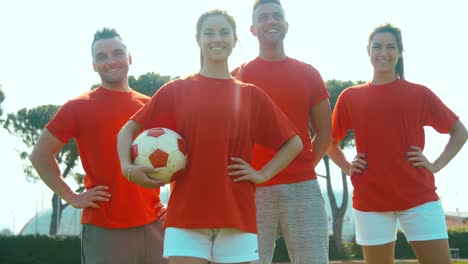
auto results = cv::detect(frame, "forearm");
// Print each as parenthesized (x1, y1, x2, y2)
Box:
(117, 121, 142, 169)
(432, 120, 468, 173)
(326, 142, 351, 174)
(309, 99, 332, 167)
(29, 153, 76, 203)
(260, 135, 303, 181)
(312, 132, 332, 167)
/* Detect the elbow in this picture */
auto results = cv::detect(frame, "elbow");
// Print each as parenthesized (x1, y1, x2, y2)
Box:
(117, 123, 128, 139)
(28, 148, 39, 167)
(452, 120, 468, 144)
(325, 134, 333, 149)
(118, 121, 139, 141)
(463, 124, 468, 143)
(327, 132, 333, 144)
(293, 135, 303, 156)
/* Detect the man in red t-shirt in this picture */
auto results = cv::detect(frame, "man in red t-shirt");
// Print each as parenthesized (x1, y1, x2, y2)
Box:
(233, 1, 332, 263)
(29, 28, 167, 264)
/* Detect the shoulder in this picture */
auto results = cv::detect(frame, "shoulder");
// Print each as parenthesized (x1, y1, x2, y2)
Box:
(399, 79, 430, 90)
(287, 57, 320, 73)
(233, 78, 259, 91)
(339, 83, 369, 98)
(232, 58, 260, 77)
(155, 77, 188, 93)
(234, 79, 272, 100)
(169, 75, 196, 87)
(395, 79, 434, 97)
(130, 90, 151, 101)
(239, 57, 261, 69)
(61, 89, 96, 107)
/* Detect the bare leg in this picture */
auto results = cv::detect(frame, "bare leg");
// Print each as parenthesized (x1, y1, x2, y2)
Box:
(362, 241, 395, 264)
(410, 239, 451, 264)
(169, 256, 209, 264)
(213, 262, 252, 264)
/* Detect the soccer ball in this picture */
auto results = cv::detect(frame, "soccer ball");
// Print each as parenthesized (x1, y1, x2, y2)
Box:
(130, 127, 187, 183)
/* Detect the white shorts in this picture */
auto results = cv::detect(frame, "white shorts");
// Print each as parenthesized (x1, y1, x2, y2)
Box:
(163, 227, 259, 263)
(353, 200, 448, 246)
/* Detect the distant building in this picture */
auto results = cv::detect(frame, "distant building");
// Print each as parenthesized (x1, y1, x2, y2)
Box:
(446, 211, 468, 228)
(19, 206, 81, 235)
(19, 185, 172, 236)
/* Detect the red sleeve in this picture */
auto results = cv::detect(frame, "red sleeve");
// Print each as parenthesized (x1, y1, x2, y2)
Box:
(131, 82, 177, 130)
(251, 85, 298, 149)
(231, 63, 248, 81)
(423, 88, 459, 133)
(331, 90, 352, 143)
(46, 101, 78, 144)
(309, 68, 330, 107)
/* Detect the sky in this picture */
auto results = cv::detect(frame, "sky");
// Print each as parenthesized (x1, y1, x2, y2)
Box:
(1, 0, 467, 234)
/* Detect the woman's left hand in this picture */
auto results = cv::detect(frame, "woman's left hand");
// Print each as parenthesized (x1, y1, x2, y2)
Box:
(228, 157, 268, 184)
(406, 146, 435, 173)
(155, 202, 167, 221)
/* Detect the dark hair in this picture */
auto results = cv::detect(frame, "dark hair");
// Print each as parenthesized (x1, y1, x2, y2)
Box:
(196, 9, 237, 68)
(252, 0, 283, 22)
(253, 0, 282, 13)
(369, 23, 405, 80)
(91, 27, 125, 52)
(196, 9, 237, 40)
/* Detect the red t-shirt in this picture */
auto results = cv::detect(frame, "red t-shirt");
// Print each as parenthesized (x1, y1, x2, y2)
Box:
(332, 79, 459, 211)
(46, 87, 161, 228)
(131, 74, 297, 233)
(233, 57, 329, 186)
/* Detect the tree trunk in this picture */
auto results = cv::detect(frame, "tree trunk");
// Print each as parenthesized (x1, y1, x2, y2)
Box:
(48, 154, 78, 235)
(49, 193, 62, 235)
(323, 155, 349, 258)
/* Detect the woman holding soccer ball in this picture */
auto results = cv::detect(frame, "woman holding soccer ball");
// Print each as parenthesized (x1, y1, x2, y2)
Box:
(117, 9, 302, 264)
(327, 22, 467, 264)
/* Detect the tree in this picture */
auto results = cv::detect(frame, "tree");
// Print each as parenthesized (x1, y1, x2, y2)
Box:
(129, 72, 175, 96)
(0, 228, 13, 236)
(322, 79, 363, 257)
(0, 84, 5, 117)
(91, 72, 175, 96)
(3, 105, 80, 235)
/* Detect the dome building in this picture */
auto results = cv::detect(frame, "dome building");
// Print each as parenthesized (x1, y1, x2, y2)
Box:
(19, 185, 171, 235)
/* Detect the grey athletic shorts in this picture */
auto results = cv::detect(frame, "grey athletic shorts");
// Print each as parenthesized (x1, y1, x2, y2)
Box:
(81, 219, 168, 264)
(255, 180, 329, 264)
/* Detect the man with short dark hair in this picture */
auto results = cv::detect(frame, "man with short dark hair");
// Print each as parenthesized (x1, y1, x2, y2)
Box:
(233, 1, 332, 263)
(30, 28, 168, 264)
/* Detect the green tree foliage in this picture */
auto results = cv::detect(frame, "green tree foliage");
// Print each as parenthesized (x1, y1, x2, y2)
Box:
(91, 72, 175, 96)
(129, 72, 175, 96)
(2, 105, 80, 235)
(323, 79, 364, 257)
(0, 84, 5, 117)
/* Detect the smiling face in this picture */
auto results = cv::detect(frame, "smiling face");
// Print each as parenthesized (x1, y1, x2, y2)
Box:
(197, 15, 237, 65)
(92, 37, 131, 88)
(251, 2, 288, 45)
(368, 32, 400, 76)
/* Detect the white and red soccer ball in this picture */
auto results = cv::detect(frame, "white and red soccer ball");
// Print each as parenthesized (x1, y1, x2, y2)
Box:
(130, 128, 187, 183)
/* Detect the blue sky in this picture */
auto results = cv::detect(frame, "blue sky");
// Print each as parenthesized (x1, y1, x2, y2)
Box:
(1, 0, 467, 233)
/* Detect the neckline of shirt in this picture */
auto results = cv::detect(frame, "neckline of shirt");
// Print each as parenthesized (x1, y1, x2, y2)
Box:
(96, 86, 134, 96)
